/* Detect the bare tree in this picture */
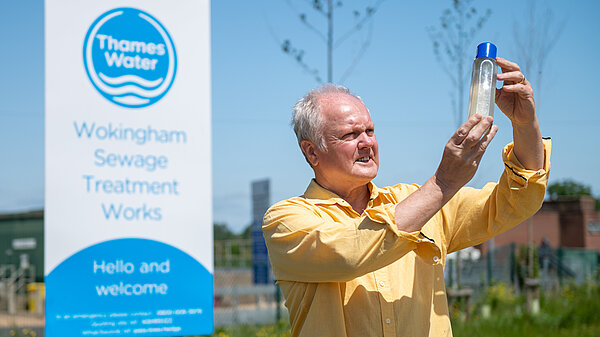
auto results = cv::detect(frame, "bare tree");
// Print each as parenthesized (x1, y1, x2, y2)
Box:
(279, 0, 385, 84)
(428, 0, 492, 127)
(513, 0, 566, 113)
(513, 1, 566, 301)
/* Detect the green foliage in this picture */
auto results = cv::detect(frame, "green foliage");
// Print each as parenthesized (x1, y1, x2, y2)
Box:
(196, 284, 600, 337)
(516, 244, 539, 288)
(213, 223, 253, 268)
(240, 223, 252, 240)
(214, 223, 238, 241)
(214, 223, 252, 241)
(480, 282, 518, 311)
(547, 179, 600, 210)
(543, 283, 600, 329)
(199, 320, 291, 337)
(454, 283, 600, 337)
(547, 179, 592, 200)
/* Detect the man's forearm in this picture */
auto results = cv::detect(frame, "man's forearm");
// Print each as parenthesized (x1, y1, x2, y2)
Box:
(395, 114, 497, 233)
(512, 116, 544, 170)
(394, 175, 458, 233)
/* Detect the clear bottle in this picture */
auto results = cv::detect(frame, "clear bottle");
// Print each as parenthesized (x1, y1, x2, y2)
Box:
(467, 42, 498, 120)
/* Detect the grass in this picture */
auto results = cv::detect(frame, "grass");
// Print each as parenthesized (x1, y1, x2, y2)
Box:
(205, 283, 600, 336)
(210, 320, 291, 337)
(452, 282, 600, 337)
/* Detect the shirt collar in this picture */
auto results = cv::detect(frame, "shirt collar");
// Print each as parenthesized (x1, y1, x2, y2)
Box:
(303, 179, 381, 206)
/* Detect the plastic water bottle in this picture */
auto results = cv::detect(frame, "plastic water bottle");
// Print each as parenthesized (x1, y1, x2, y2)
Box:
(467, 42, 498, 120)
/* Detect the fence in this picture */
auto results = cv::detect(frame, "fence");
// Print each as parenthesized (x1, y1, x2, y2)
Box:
(0, 264, 43, 337)
(213, 240, 287, 328)
(214, 239, 252, 268)
(214, 268, 287, 327)
(446, 243, 600, 300)
(0, 239, 597, 336)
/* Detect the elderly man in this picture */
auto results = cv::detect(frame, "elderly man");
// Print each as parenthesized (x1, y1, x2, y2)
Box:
(263, 57, 551, 336)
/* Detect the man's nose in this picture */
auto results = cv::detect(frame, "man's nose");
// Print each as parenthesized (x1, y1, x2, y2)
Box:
(357, 132, 374, 148)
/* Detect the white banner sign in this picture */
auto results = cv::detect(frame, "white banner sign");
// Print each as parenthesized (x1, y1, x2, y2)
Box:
(44, 1, 212, 336)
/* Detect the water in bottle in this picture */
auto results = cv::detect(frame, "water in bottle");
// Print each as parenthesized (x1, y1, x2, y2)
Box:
(467, 42, 498, 120)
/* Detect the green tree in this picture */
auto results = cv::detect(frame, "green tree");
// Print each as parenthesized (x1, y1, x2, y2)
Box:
(213, 222, 237, 241)
(547, 179, 599, 210)
(240, 223, 252, 240)
(547, 179, 592, 200)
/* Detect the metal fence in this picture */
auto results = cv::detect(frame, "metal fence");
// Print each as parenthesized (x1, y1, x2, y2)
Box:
(0, 264, 43, 337)
(214, 239, 252, 268)
(214, 268, 287, 327)
(446, 243, 600, 300)
(0, 239, 597, 336)
(213, 240, 287, 328)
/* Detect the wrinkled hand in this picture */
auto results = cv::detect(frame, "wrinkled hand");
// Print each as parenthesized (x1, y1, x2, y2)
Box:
(434, 115, 498, 193)
(495, 57, 536, 125)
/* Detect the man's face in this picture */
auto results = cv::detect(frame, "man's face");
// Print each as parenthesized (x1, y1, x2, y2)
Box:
(312, 93, 379, 190)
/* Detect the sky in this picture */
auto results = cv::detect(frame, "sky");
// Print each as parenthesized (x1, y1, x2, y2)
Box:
(1, 0, 599, 234)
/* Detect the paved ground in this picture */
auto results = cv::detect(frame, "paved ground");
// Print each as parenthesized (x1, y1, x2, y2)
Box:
(0, 314, 44, 337)
(0, 313, 44, 328)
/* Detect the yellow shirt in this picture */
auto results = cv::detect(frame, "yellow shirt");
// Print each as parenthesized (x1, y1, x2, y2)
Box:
(263, 140, 551, 337)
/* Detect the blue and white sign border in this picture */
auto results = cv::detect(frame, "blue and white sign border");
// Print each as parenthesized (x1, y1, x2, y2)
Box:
(45, 0, 212, 336)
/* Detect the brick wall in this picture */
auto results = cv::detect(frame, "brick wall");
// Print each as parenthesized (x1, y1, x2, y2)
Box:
(481, 196, 600, 254)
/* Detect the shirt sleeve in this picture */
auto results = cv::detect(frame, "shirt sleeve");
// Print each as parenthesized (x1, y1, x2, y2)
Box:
(263, 198, 439, 283)
(441, 138, 552, 253)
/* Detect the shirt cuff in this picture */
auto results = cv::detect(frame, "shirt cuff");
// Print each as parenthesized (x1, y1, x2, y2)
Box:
(364, 203, 442, 265)
(502, 138, 552, 190)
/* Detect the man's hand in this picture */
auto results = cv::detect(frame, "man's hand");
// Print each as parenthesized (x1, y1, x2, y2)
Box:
(495, 57, 536, 125)
(434, 114, 498, 194)
(496, 57, 544, 170)
(393, 115, 496, 233)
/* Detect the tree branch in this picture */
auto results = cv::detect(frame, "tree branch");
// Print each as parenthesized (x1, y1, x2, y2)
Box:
(333, 0, 386, 49)
(339, 20, 374, 84)
(285, 0, 328, 42)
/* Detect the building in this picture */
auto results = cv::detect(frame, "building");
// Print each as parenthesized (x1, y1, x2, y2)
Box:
(481, 196, 600, 254)
(0, 210, 44, 281)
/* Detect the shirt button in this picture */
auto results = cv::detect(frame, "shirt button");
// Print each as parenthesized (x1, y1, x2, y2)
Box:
(379, 281, 385, 287)
(433, 256, 439, 263)
(385, 318, 391, 324)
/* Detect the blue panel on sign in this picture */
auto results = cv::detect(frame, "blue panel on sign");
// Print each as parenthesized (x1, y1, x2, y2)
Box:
(45, 238, 213, 336)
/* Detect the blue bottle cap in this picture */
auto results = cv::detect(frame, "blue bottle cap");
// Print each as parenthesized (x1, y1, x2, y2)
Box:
(476, 42, 497, 59)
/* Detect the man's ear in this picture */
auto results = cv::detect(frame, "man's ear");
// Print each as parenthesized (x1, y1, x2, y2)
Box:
(300, 140, 319, 167)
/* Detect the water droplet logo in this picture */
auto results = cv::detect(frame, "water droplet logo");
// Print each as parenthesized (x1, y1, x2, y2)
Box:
(83, 8, 177, 108)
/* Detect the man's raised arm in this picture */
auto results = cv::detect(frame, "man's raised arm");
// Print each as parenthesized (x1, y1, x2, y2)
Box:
(394, 114, 497, 233)
(495, 56, 544, 171)
(394, 56, 546, 234)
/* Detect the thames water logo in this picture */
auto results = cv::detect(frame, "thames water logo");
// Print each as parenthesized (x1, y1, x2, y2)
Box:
(83, 8, 177, 108)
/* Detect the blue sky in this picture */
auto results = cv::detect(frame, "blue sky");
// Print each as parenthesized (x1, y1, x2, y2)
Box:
(1, 0, 599, 233)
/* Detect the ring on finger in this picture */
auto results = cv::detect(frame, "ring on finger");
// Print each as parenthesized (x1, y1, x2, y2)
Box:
(518, 75, 526, 84)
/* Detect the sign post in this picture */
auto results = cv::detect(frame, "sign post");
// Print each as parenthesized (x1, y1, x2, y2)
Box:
(44, 1, 213, 336)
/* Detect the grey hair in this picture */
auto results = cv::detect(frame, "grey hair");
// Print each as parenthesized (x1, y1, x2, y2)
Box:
(291, 84, 361, 158)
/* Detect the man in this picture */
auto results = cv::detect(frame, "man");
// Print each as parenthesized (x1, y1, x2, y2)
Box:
(262, 57, 551, 336)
